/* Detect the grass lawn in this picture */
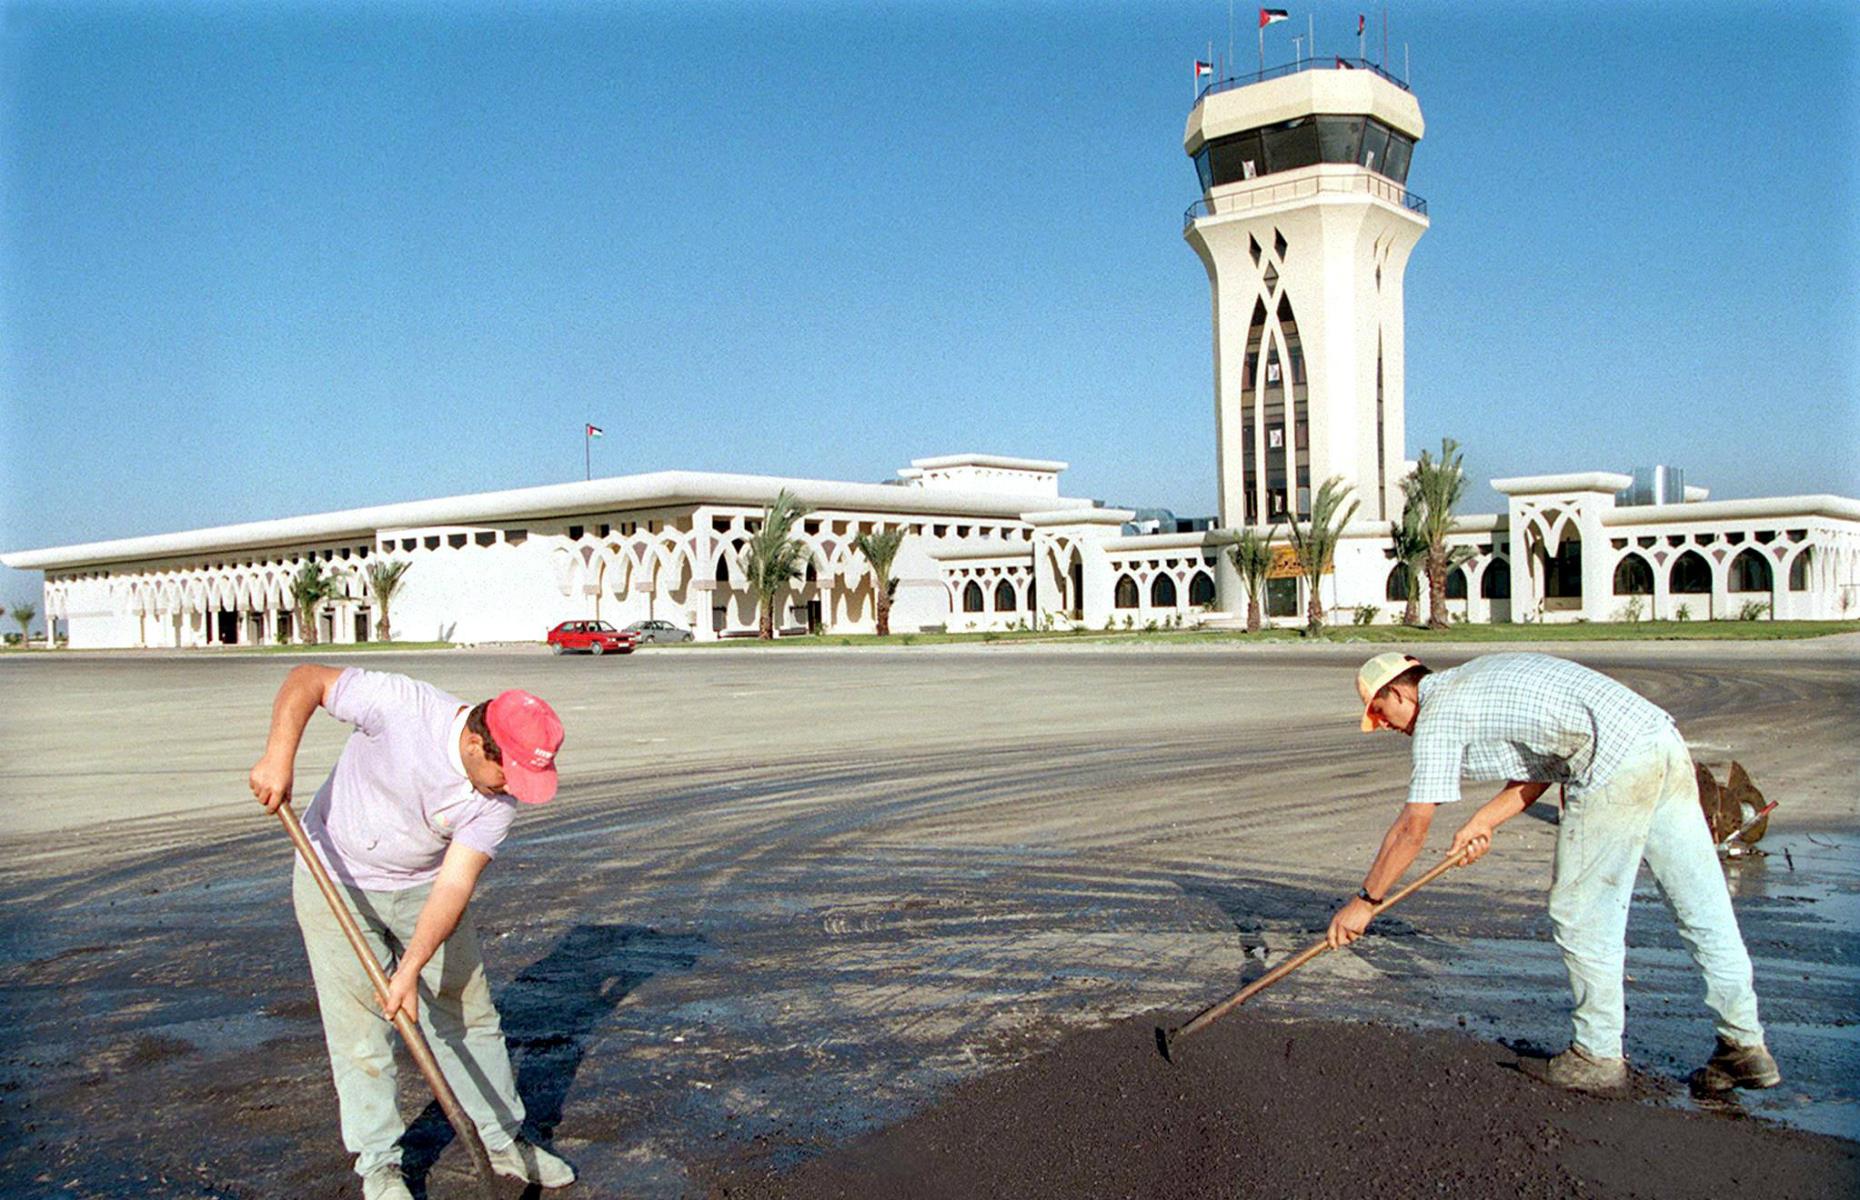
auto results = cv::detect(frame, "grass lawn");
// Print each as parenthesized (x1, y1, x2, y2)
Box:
(0, 641, 461, 654)
(654, 619, 1860, 649)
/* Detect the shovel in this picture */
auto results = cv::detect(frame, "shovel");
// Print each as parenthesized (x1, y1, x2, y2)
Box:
(276, 801, 503, 1199)
(1156, 844, 1475, 1063)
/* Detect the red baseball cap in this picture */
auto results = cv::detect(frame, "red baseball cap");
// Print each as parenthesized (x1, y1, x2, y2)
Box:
(485, 690, 564, 805)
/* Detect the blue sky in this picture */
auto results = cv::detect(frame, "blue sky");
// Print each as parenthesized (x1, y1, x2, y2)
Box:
(3, 0, 1857, 618)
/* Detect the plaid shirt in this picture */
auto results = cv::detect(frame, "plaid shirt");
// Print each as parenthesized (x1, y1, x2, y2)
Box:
(1406, 653, 1674, 805)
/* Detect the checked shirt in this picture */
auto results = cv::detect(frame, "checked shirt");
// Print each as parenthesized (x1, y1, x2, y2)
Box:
(1406, 653, 1674, 805)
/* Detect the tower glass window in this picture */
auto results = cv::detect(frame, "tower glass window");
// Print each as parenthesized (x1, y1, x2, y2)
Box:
(1207, 131, 1264, 187)
(1195, 117, 1416, 190)
(1261, 118, 1321, 174)
(1359, 121, 1391, 173)
(1316, 116, 1363, 164)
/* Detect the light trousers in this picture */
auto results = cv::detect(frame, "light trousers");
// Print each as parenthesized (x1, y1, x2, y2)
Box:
(292, 867, 525, 1178)
(1547, 727, 1765, 1059)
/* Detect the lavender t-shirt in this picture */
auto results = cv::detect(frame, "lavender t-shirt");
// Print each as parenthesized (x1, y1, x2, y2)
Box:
(300, 668, 517, 891)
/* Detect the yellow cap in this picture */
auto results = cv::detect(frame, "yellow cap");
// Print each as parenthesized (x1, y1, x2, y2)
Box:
(1356, 652, 1422, 732)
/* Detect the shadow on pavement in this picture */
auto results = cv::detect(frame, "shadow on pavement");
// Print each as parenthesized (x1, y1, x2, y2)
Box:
(400, 923, 705, 1194)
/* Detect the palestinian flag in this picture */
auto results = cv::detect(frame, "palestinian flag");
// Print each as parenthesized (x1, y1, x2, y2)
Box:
(1194, 59, 1214, 79)
(586, 425, 604, 438)
(1260, 8, 1289, 28)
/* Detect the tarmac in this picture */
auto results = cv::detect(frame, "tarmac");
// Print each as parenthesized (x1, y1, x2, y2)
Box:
(0, 637, 1855, 1197)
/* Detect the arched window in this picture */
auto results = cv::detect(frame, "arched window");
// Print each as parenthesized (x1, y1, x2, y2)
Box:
(1788, 550, 1812, 592)
(1728, 549, 1771, 593)
(1385, 563, 1411, 602)
(1545, 539, 1582, 598)
(714, 555, 730, 583)
(1670, 551, 1712, 594)
(993, 579, 1016, 611)
(804, 560, 817, 583)
(1445, 567, 1468, 600)
(962, 581, 985, 612)
(1150, 574, 1178, 607)
(1114, 575, 1139, 609)
(1613, 555, 1653, 596)
(1481, 559, 1511, 599)
(1188, 572, 1216, 606)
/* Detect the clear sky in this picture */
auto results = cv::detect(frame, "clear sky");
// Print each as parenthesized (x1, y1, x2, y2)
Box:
(3, 0, 1857, 622)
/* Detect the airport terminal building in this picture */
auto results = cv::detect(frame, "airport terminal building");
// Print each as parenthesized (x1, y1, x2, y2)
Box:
(8, 61, 1857, 646)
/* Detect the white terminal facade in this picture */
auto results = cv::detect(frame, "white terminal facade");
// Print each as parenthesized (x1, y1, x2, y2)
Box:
(7, 62, 1858, 646)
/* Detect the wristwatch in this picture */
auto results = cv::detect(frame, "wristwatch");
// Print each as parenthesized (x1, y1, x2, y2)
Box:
(1356, 886, 1384, 906)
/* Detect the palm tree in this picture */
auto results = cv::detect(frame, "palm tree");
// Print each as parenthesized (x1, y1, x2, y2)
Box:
(851, 527, 907, 637)
(1410, 437, 1470, 630)
(1285, 477, 1359, 634)
(1228, 525, 1276, 633)
(1388, 488, 1429, 627)
(11, 603, 36, 647)
(290, 561, 338, 646)
(365, 560, 412, 642)
(742, 490, 811, 639)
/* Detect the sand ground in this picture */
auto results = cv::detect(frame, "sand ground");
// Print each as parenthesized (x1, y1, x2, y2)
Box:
(1, 637, 1855, 1197)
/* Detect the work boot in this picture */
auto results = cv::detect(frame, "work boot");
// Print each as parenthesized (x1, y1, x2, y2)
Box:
(488, 1137, 577, 1188)
(1690, 1037, 1781, 1092)
(1524, 1045, 1628, 1093)
(360, 1167, 413, 1200)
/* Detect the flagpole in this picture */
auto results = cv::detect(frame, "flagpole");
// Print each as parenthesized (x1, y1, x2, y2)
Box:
(584, 427, 590, 482)
(1227, 0, 1234, 78)
(1257, 23, 1263, 78)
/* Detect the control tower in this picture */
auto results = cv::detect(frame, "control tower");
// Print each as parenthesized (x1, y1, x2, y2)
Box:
(1183, 61, 1428, 527)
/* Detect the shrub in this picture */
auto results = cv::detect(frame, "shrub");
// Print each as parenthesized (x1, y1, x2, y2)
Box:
(1737, 600, 1769, 622)
(1675, 604, 1691, 622)
(1618, 596, 1645, 624)
(1352, 604, 1378, 626)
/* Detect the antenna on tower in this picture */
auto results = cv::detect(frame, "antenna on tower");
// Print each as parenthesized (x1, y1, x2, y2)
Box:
(1228, 0, 1235, 77)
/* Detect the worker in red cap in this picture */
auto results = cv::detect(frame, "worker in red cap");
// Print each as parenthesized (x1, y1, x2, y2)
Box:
(249, 665, 574, 1200)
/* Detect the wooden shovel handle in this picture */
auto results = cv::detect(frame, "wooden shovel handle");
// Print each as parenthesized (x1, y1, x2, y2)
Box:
(276, 803, 502, 1199)
(1172, 844, 1473, 1043)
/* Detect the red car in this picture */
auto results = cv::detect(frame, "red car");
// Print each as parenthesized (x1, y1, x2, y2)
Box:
(546, 620, 638, 656)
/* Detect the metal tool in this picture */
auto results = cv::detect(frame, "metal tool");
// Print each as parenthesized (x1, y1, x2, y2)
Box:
(275, 802, 502, 1198)
(1156, 844, 1475, 1063)
(1718, 800, 1778, 857)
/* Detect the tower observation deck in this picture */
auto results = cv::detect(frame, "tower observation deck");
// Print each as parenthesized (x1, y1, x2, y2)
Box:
(1184, 59, 1428, 528)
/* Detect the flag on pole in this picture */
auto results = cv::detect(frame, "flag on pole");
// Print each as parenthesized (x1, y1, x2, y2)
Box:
(1357, 14, 1366, 35)
(586, 424, 604, 438)
(1194, 59, 1213, 79)
(1259, 8, 1288, 28)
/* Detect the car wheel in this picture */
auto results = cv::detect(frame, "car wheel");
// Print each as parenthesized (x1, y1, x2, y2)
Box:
(550, 643, 564, 655)
(590, 641, 605, 656)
